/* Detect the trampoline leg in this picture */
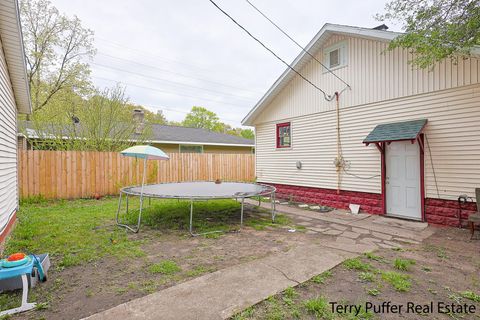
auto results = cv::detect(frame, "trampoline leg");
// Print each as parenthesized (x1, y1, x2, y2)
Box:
(258, 197, 261, 207)
(115, 192, 123, 225)
(126, 194, 129, 215)
(240, 197, 245, 227)
(148, 197, 151, 207)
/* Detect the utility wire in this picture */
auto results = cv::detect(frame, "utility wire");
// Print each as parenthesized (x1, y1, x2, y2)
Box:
(95, 52, 263, 95)
(140, 103, 240, 123)
(208, 0, 335, 101)
(92, 62, 255, 101)
(93, 76, 251, 109)
(244, 0, 350, 89)
(425, 134, 440, 198)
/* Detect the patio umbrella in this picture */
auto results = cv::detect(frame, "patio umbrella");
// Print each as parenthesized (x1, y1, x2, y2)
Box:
(117, 145, 169, 232)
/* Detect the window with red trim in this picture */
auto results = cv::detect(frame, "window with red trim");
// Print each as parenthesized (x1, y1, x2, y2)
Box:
(276, 122, 291, 148)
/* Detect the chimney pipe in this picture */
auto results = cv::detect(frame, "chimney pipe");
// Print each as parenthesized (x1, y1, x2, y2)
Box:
(133, 109, 145, 134)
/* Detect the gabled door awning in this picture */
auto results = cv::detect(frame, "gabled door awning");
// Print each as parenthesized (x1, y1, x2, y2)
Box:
(363, 119, 428, 145)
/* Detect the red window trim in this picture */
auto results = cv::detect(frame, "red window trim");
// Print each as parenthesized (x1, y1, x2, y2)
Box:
(276, 122, 291, 148)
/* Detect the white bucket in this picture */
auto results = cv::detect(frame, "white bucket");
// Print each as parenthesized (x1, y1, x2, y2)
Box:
(349, 204, 360, 214)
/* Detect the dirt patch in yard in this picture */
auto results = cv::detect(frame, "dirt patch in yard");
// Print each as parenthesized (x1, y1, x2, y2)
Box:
(5, 203, 310, 320)
(233, 227, 480, 319)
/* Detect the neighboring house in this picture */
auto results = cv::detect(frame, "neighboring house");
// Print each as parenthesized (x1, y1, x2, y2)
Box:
(148, 124, 254, 154)
(18, 121, 255, 154)
(0, 0, 32, 243)
(242, 23, 480, 227)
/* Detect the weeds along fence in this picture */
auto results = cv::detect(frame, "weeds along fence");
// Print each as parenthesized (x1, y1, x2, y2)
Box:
(18, 150, 255, 199)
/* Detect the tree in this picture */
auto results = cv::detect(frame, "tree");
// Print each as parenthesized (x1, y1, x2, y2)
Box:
(240, 129, 254, 140)
(26, 86, 152, 151)
(20, 0, 95, 111)
(377, 0, 480, 68)
(182, 106, 223, 131)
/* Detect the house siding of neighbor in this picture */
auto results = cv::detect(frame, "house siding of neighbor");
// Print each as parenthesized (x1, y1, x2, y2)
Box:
(0, 0, 32, 244)
(243, 24, 480, 227)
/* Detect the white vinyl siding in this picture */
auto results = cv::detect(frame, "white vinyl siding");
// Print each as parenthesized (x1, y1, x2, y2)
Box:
(255, 84, 480, 201)
(0, 36, 18, 235)
(254, 35, 480, 124)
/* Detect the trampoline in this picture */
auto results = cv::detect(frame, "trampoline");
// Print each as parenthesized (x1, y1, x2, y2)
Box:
(115, 181, 276, 235)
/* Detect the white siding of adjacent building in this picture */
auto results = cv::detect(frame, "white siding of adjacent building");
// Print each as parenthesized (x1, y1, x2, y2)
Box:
(0, 36, 18, 235)
(254, 35, 480, 124)
(253, 34, 480, 202)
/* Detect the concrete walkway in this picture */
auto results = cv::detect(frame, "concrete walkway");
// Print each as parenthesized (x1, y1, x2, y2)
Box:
(84, 202, 434, 320)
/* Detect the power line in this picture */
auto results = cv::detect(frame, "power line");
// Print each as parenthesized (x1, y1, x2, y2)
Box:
(244, 0, 350, 89)
(208, 0, 334, 101)
(92, 62, 255, 102)
(93, 75, 250, 109)
(95, 52, 263, 95)
(142, 104, 241, 124)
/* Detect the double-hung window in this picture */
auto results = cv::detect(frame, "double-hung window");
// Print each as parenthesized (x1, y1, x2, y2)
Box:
(276, 122, 291, 148)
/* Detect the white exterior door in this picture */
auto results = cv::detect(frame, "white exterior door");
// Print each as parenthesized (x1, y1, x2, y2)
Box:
(386, 141, 421, 220)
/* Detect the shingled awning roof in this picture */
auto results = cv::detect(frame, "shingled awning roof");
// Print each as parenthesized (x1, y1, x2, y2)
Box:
(363, 119, 428, 144)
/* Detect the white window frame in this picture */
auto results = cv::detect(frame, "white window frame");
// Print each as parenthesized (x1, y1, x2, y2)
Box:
(179, 144, 204, 153)
(324, 41, 348, 71)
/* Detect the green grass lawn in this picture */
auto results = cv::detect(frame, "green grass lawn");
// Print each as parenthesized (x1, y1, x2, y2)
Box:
(6, 197, 281, 269)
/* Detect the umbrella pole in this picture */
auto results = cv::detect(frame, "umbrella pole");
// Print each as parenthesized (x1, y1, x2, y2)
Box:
(135, 157, 147, 233)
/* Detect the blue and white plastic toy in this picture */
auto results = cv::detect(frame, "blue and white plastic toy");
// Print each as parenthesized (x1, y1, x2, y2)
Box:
(0, 253, 46, 316)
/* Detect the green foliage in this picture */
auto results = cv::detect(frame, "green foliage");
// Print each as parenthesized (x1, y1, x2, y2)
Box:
(460, 291, 480, 302)
(343, 258, 372, 271)
(311, 271, 333, 284)
(240, 129, 255, 140)
(20, 0, 95, 112)
(148, 260, 181, 275)
(364, 252, 383, 262)
(6, 198, 145, 269)
(304, 296, 333, 319)
(381, 271, 412, 292)
(359, 272, 375, 282)
(393, 258, 416, 271)
(367, 288, 381, 296)
(182, 106, 224, 131)
(377, 0, 480, 68)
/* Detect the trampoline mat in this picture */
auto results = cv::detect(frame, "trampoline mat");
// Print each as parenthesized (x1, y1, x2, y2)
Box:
(121, 181, 275, 199)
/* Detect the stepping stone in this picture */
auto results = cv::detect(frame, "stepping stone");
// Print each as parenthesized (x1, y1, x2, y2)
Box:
(309, 227, 330, 233)
(297, 221, 313, 227)
(377, 242, 397, 249)
(372, 232, 392, 240)
(296, 216, 312, 221)
(309, 206, 321, 210)
(359, 237, 381, 243)
(306, 230, 318, 235)
(329, 224, 348, 231)
(335, 236, 356, 245)
(274, 200, 281, 203)
(393, 237, 420, 244)
(280, 202, 289, 205)
(341, 231, 361, 239)
(383, 240, 402, 248)
(352, 227, 370, 235)
(298, 204, 309, 208)
(322, 229, 343, 236)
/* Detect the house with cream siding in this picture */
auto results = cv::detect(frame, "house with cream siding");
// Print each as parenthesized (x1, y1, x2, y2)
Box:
(0, 0, 32, 243)
(242, 23, 480, 226)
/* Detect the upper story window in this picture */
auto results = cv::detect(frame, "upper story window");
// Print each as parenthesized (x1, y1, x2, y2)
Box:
(324, 41, 347, 70)
(276, 122, 291, 148)
(179, 144, 203, 153)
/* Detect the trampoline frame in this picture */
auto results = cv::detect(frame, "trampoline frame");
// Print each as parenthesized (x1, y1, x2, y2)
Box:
(115, 181, 276, 235)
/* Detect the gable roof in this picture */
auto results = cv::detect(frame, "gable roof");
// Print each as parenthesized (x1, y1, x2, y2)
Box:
(0, 0, 31, 114)
(19, 121, 254, 147)
(241, 23, 402, 126)
(149, 124, 254, 146)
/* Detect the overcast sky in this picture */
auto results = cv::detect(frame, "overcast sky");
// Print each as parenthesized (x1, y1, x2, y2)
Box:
(50, 0, 400, 128)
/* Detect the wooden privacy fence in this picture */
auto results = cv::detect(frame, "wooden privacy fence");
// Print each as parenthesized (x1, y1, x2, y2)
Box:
(18, 150, 255, 199)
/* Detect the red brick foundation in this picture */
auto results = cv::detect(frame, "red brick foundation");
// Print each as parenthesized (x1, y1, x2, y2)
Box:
(267, 183, 383, 214)
(266, 183, 478, 227)
(425, 198, 477, 227)
(0, 210, 16, 249)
